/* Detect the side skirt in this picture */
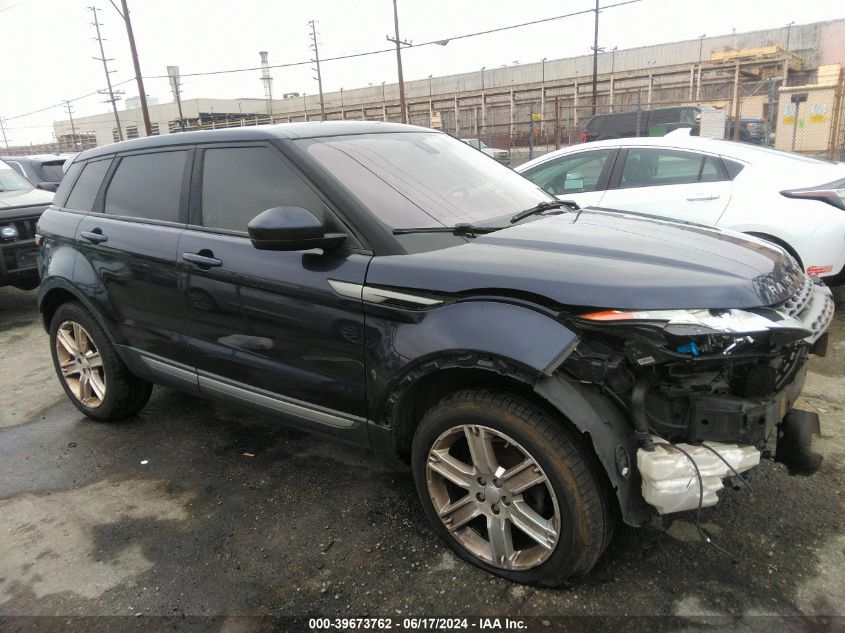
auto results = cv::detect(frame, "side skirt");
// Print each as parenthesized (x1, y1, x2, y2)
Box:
(117, 345, 373, 448)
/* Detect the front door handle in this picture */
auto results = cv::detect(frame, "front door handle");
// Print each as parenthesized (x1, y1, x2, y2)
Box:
(182, 251, 223, 268)
(80, 229, 107, 244)
(686, 194, 720, 202)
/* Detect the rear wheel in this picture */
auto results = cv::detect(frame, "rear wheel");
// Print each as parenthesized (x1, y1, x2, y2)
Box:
(411, 389, 611, 586)
(49, 302, 152, 421)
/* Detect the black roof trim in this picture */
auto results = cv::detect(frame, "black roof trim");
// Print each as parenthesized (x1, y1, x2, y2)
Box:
(76, 121, 435, 161)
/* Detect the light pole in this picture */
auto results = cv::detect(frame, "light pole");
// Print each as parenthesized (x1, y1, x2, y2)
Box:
(340, 88, 345, 120)
(782, 21, 795, 86)
(609, 47, 617, 112)
(387, 0, 409, 124)
(591, 0, 600, 116)
(696, 34, 706, 101)
(428, 75, 433, 125)
(480, 66, 486, 134)
(540, 57, 547, 134)
(382, 82, 387, 121)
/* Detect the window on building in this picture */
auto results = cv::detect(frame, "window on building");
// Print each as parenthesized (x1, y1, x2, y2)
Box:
(105, 151, 188, 222)
(126, 126, 139, 139)
(112, 129, 120, 143)
(149, 123, 160, 136)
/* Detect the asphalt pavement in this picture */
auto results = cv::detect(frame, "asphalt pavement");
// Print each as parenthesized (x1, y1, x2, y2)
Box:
(0, 284, 843, 632)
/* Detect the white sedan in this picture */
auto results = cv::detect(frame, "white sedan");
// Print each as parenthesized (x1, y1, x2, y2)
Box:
(516, 131, 845, 282)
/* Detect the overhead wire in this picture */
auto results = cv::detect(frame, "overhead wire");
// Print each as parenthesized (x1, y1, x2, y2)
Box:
(3, 0, 643, 120)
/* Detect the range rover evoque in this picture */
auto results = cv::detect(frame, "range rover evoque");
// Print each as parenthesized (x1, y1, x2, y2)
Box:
(36, 122, 833, 586)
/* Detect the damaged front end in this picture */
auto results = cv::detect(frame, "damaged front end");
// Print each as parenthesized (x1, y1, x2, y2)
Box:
(561, 275, 834, 515)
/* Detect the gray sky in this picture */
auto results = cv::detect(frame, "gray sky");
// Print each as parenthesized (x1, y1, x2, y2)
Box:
(1, 0, 843, 145)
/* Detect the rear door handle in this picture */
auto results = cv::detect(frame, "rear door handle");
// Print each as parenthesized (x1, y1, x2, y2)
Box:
(686, 194, 720, 202)
(80, 229, 107, 244)
(182, 251, 223, 268)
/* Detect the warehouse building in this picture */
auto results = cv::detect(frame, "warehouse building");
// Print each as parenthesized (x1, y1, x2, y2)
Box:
(53, 18, 845, 159)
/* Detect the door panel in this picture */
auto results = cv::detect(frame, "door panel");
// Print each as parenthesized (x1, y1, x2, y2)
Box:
(599, 181, 731, 225)
(180, 231, 370, 417)
(74, 215, 188, 362)
(600, 147, 731, 225)
(72, 149, 192, 364)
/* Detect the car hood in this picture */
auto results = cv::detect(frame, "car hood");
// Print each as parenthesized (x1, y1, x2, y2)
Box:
(0, 188, 54, 209)
(366, 209, 803, 310)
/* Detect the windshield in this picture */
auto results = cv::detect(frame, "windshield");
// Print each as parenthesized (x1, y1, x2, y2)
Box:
(302, 132, 551, 229)
(39, 161, 66, 182)
(0, 160, 34, 192)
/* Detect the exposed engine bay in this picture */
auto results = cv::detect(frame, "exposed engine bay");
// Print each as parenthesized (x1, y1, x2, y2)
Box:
(560, 275, 834, 515)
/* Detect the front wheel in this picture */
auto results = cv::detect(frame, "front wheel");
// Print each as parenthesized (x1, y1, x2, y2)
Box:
(411, 389, 612, 586)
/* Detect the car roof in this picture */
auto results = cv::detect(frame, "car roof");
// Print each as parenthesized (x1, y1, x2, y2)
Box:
(516, 131, 821, 171)
(77, 121, 434, 162)
(2, 155, 64, 165)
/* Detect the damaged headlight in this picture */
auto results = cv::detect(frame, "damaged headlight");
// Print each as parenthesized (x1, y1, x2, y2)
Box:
(577, 308, 811, 339)
(574, 308, 813, 365)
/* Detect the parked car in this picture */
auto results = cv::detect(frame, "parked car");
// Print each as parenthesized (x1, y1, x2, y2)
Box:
(0, 158, 53, 290)
(726, 116, 767, 144)
(2, 154, 69, 192)
(460, 138, 510, 164)
(580, 106, 701, 143)
(517, 130, 845, 283)
(37, 122, 832, 586)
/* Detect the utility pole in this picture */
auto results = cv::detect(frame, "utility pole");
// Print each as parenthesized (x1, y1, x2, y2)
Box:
(114, 0, 152, 136)
(259, 51, 274, 119)
(89, 6, 123, 141)
(308, 20, 326, 121)
(591, 0, 600, 116)
(64, 101, 80, 150)
(387, 0, 409, 124)
(782, 21, 795, 87)
(167, 65, 186, 131)
(0, 117, 9, 151)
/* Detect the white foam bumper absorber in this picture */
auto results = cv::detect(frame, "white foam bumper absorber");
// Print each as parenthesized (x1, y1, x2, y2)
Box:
(637, 437, 760, 514)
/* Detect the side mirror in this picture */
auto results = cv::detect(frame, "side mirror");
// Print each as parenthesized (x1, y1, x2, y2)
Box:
(247, 206, 347, 251)
(37, 182, 59, 192)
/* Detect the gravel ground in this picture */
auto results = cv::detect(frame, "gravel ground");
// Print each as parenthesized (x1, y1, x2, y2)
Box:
(0, 284, 842, 632)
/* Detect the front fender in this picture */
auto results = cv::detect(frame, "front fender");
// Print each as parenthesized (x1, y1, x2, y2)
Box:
(365, 299, 577, 421)
(534, 374, 652, 527)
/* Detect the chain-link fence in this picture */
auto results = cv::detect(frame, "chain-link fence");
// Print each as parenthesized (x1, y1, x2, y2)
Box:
(120, 43, 845, 167)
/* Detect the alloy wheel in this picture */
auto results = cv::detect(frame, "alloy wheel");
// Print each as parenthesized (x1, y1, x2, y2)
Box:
(425, 424, 560, 570)
(55, 320, 106, 408)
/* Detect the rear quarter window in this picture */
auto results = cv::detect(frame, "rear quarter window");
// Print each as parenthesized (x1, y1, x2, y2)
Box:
(64, 159, 112, 212)
(104, 151, 188, 222)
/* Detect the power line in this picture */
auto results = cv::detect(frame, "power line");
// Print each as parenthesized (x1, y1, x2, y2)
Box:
(141, 0, 644, 79)
(4, 0, 643, 121)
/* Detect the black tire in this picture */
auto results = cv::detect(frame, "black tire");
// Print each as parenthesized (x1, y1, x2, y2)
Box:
(49, 301, 152, 421)
(411, 389, 611, 586)
(12, 279, 39, 291)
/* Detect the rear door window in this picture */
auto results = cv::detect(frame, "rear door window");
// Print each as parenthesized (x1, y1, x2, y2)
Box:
(65, 159, 111, 211)
(618, 148, 726, 189)
(104, 151, 188, 222)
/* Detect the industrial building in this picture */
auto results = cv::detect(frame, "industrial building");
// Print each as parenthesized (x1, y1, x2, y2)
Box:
(51, 18, 845, 160)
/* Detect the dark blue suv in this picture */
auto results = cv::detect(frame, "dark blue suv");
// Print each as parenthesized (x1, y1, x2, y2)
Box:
(36, 122, 833, 585)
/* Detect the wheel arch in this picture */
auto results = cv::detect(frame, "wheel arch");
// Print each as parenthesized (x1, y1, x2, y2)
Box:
(383, 353, 650, 527)
(38, 279, 120, 347)
(744, 231, 804, 269)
